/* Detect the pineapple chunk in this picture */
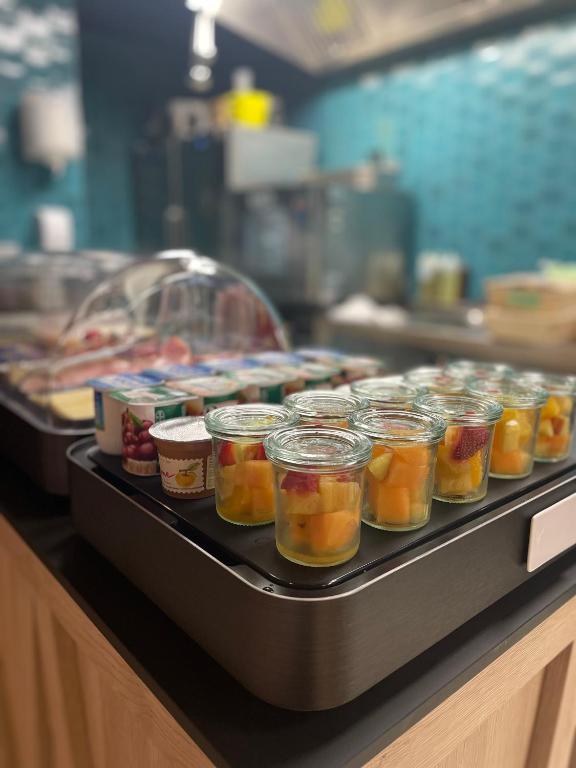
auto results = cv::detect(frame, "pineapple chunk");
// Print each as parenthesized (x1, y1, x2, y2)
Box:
(319, 478, 360, 514)
(501, 419, 520, 453)
(538, 418, 554, 437)
(368, 452, 393, 481)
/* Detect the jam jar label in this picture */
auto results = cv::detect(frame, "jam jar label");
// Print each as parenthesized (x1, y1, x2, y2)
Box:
(159, 456, 213, 494)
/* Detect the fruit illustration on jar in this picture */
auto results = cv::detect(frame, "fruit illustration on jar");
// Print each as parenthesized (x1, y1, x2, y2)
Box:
(121, 410, 157, 470)
(175, 467, 197, 488)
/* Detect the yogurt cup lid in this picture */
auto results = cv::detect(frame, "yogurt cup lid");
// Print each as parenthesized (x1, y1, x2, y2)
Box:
(87, 373, 159, 390)
(149, 416, 211, 443)
(142, 364, 213, 381)
(172, 376, 242, 397)
(110, 385, 190, 405)
(225, 367, 290, 385)
(208, 358, 259, 372)
(248, 351, 303, 365)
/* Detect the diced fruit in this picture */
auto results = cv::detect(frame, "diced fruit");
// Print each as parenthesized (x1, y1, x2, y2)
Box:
(470, 452, 483, 487)
(372, 444, 393, 458)
(318, 478, 360, 514)
(372, 485, 410, 525)
(218, 441, 237, 466)
(542, 397, 561, 419)
(410, 502, 428, 524)
(217, 465, 236, 499)
(285, 513, 309, 548)
(368, 452, 393, 481)
(539, 418, 554, 437)
(500, 419, 520, 453)
(555, 396, 573, 415)
(386, 455, 428, 490)
(438, 473, 474, 496)
(251, 487, 275, 516)
(217, 485, 251, 517)
(280, 471, 320, 493)
(438, 445, 473, 475)
(549, 433, 571, 455)
(237, 459, 274, 488)
(444, 425, 461, 451)
(451, 426, 489, 461)
(308, 511, 358, 554)
(490, 448, 529, 476)
(281, 489, 321, 516)
(551, 415, 569, 436)
(394, 445, 429, 465)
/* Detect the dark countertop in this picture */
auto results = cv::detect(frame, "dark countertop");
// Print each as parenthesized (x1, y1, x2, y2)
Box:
(2, 462, 576, 768)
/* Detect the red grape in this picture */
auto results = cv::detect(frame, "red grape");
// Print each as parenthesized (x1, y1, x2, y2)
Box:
(138, 429, 150, 443)
(124, 445, 138, 460)
(141, 419, 153, 430)
(123, 432, 138, 446)
(137, 442, 156, 459)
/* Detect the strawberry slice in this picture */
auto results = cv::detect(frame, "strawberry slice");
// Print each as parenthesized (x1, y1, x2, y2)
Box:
(281, 471, 320, 493)
(551, 416, 568, 435)
(218, 441, 237, 467)
(451, 426, 489, 461)
(253, 442, 267, 460)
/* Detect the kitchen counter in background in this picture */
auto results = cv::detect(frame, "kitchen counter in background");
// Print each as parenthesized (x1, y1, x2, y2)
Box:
(1, 459, 576, 767)
(320, 308, 576, 374)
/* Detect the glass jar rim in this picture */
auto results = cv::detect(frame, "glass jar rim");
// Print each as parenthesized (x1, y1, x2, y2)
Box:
(204, 404, 297, 439)
(284, 390, 368, 418)
(414, 393, 503, 424)
(466, 377, 548, 408)
(350, 408, 446, 444)
(517, 371, 576, 396)
(445, 360, 514, 379)
(350, 376, 419, 404)
(264, 425, 372, 472)
(405, 368, 465, 394)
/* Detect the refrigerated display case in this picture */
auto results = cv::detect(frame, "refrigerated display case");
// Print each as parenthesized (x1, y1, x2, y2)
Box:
(0, 250, 288, 493)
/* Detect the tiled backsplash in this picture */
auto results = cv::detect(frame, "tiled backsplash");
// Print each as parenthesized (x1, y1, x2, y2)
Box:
(294, 19, 576, 298)
(0, 0, 85, 249)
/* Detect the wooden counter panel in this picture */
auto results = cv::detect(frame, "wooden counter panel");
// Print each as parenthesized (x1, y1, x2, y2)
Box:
(368, 595, 576, 768)
(0, 516, 214, 768)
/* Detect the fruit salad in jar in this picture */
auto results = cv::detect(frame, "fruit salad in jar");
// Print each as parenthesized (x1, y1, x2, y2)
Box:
(205, 404, 297, 526)
(405, 367, 465, 395)
(350, 376, 420, 410)
(264, 426, 372, 566)
(519, 373, 576, 462)
(350, 410, 446, 531)
(283, 390, 368, 428)
(415, 394, 503, 502)
(466, 379, 547, 479)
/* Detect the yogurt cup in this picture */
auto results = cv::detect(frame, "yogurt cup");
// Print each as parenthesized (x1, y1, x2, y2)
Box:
(168, 376, 243, 415)
(226, 367, 297, 404)
(288, 362, 339, 390)
(247, 351, 303, 367)
(141, 363, 213, 382)
(205, 357, 259, 373)
(149, 417, 214, 499)
(88, 373, 160, 454)
(111, 386, 196, 476)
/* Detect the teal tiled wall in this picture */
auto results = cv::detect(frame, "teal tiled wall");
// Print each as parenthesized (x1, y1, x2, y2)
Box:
(0, 0, 86, 249)
(294, 19, 576, 297)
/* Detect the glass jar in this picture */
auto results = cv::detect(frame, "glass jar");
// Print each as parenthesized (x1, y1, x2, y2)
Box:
(350, 376, 420, 409)
(264, 426, 372, 566)
(350, 409, 446, 531)
(405, 367, 465, 395)
(283, 390, 368, 428)
(467, 378, 548, 478)
(205, 404, 298, 526)
(519, 373, 576, 462)
(415, 394, 503, 503)
(445, 359, 514, 381)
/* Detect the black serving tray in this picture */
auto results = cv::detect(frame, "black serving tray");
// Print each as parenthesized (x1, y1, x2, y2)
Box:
(69, 439, 576, 710)
(91, 447, 575, 592)
(0, 388, 92, 495)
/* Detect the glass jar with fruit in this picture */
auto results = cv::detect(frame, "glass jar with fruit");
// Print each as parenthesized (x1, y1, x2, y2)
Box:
(264, 426, 372, 566)
(405, 367, 465, 395)
(205, 404, 297, 526)
(445, 360, 514, 381)
(350, 409, 446, 531)
(519, 373, 576, 462)
(283, 390, 368, 428)
(415, 394, 503, 502)
(350, 377, 420, 409)
(466, 379, 547, 479)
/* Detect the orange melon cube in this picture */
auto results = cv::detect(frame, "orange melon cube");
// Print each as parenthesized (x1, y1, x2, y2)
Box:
(318, 478, 360, 514)
(251, 485, 275, 515)
(373, 485, 410, 525)
(308, 511, 358, 554)
(394, 445, 429, 465)
(490, 448, 529, 476)
(237, 459, 274, 488)
(280, 489, 321, 516)
(386, 455, 428, 491)
(285, 513, 309, 548)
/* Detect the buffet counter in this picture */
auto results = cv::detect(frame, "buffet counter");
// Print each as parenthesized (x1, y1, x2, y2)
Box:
(1, 460, 576, 768)
(321, 315, 576, 374)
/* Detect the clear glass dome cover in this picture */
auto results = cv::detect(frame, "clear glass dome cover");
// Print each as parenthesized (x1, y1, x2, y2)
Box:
(6, 251, 288, 429)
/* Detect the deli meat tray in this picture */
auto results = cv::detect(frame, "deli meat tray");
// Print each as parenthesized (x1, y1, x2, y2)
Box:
(69, 439, 576, 711)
